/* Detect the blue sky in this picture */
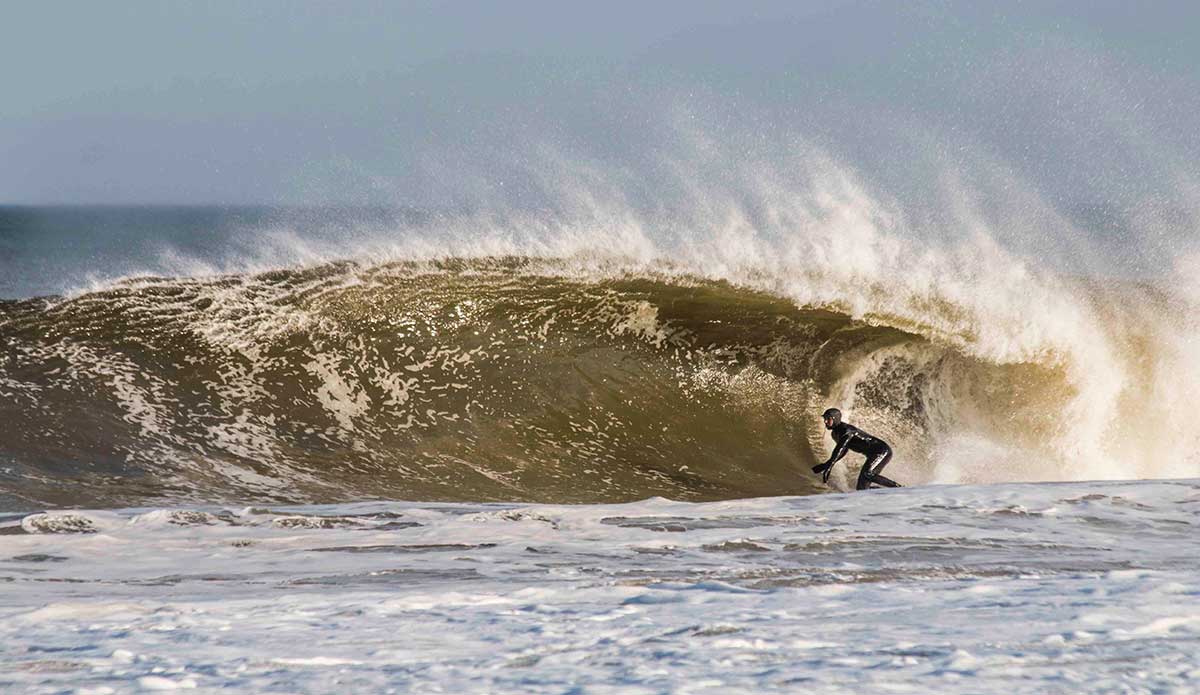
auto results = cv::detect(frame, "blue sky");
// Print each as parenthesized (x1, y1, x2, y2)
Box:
(2, 1, 1198, 207)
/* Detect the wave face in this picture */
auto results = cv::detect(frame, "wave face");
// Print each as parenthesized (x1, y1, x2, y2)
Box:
(8, 254, 1186, 509)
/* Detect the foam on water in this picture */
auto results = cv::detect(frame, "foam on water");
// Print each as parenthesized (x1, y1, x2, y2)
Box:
(1, 480, 1197, 693)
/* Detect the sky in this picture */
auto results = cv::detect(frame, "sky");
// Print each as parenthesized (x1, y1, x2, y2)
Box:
(2, 1, 1199, 209)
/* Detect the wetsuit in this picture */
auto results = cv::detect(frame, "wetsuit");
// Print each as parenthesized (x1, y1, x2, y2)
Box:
(817, 422, 900, 490)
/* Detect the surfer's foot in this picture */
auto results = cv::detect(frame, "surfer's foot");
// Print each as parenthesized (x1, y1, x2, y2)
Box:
(868, 475, 902, 488)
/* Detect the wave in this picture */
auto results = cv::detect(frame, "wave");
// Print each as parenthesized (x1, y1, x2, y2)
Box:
(0, 255, 1196, 509)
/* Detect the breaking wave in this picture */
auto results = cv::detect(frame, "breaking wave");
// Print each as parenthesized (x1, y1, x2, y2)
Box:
(2, 251, 1197, 510)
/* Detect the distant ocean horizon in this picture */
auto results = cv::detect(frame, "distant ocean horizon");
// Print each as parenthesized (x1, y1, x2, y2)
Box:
(0, 200, 1170, 300)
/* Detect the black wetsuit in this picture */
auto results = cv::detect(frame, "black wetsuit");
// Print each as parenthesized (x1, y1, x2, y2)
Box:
(825, 422, 900, 490)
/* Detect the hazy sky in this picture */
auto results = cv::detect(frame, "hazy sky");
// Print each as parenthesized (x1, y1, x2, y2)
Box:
(3, 1, 1199, 207)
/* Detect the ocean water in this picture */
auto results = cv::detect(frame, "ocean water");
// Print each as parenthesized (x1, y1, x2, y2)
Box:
(2, 200, 1199, 692)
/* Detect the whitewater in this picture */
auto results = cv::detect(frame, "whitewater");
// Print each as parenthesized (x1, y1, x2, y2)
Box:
(2, 482, 1198, 692)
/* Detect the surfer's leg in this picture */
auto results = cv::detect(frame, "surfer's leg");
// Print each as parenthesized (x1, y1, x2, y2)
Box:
(856, 453, 882, 490)
(858, 449, 894, 490)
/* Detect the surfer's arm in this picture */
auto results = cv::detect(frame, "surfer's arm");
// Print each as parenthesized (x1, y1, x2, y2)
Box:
(827, 434, 852, 465)
(811, 434, 852, 480)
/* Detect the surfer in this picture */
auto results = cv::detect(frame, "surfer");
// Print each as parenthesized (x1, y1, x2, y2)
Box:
(811, 408, 901, 490)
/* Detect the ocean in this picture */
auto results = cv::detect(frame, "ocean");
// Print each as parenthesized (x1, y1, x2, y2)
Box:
(1, 204, 1198, 692)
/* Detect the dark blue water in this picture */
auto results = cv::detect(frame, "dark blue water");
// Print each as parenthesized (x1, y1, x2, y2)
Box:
(0, 206, 436, 299)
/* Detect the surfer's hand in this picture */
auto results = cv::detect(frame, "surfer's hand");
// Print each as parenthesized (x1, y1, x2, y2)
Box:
(811, 462, 833, 483)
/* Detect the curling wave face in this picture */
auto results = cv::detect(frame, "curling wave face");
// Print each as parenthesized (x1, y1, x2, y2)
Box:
(10, 254, 1181, 510)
